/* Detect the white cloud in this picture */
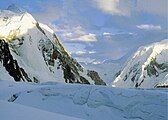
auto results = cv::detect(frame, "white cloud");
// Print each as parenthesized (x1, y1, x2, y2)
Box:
(75, 51, 86, 55)
(73, 33, 97, 42)
(55, 25, 97, 42)
(136, 24, 161, 30)
(93, 0, 119, 14)
(88, 51, 96, 54)
(92, 0, 130, 16)
(71, 50, 96, 56)
(92, 0, 167, 17)
(103, 32, 111, 36)
(73, 26, 86, 35)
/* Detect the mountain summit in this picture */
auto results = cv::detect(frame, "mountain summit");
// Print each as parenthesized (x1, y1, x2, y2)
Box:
(113, 39, 168, 88)
(0, 9, 105, 85)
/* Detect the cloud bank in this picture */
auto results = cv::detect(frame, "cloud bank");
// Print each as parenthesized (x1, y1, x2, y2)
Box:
(91, 0, 167, 17)
(136, 24, 161, 31)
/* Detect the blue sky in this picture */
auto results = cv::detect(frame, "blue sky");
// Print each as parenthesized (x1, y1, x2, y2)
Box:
(0, 0, 167, 62)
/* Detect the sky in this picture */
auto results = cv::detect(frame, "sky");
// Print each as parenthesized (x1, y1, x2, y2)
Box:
(0, 0, 167, 63)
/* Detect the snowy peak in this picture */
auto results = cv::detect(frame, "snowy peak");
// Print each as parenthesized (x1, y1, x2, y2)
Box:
(0, 10, 105, 85)
(0, 11, 37, 41)
(113, 39, 168, 88)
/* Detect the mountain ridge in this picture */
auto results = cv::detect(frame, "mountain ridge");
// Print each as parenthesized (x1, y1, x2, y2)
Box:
(0, 9, 105, 85)
(113, 39, 168, 88)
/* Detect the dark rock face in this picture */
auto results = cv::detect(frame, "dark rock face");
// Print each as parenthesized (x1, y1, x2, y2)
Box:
(115, 57, 168, 88)
(0, 40, 31, 82)
(145, 58, 168, 77)
(79, 76, 90, 84)
(155, 84, 168, 88)
(0, 22, 106, 85)
(0, 39, 106, 85)
(8, 93, 19, 102)
(63, 64, 75, 83)
(38, 33, 106, 85)
(87, 70, 106, 85)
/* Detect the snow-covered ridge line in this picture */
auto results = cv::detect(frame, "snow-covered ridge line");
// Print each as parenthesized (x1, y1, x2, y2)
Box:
(113, 39, 168, 88)
(0, 9, 105, 85)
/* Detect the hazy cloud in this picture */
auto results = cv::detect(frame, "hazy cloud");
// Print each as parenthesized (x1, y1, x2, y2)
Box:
(103, 32, 111, 36)
(136, 0, 167, 17)
(136, 24, 161, 31)
(73, 33, 97, 42)
(92, 0, 167, 17)
(92, 0, 130, 16)
(32, 1, 64, 23)
(51, 24, 97, 42)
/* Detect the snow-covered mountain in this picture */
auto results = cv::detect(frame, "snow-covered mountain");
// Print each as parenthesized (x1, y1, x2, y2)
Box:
(113, 39, 168, 88)
(0, 9, 105, 85)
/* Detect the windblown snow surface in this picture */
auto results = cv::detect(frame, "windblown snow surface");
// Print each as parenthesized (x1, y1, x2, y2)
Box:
(0, 80, 167, 120)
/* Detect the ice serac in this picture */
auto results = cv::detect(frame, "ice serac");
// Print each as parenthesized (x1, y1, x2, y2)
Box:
(0, 9, 105, 85)
(113, 40, 168, 88)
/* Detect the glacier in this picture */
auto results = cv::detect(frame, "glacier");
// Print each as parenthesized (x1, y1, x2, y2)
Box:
(0, 80, 167, 120)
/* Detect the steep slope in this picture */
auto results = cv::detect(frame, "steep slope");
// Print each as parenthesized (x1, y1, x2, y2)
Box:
(113, 39, 168, 88)
(0, 10, 105, 85)
(0, 80, 167, 120)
